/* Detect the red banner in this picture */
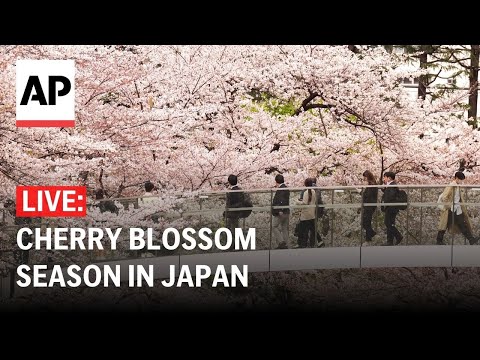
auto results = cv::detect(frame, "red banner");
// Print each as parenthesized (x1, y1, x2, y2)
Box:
(16, 186, 87, 217)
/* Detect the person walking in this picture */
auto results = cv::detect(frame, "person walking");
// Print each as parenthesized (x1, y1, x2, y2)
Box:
(297, 178, 316, 248)
(381, 171, 403, 246)
(361, 170, 378, 243)
(225, 174, 244, 233)
(436, 171, 478, 245)
(272, 174, 290, 249)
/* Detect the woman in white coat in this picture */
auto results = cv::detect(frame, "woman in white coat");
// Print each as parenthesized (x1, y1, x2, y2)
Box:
(297, 178, 317, 248)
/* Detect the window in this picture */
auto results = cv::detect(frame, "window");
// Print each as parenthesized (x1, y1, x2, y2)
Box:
(401, 77, 419, 86)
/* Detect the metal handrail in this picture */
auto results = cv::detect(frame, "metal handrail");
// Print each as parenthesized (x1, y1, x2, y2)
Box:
(2, 185, 478, 242)
(87, 184, 480, 204)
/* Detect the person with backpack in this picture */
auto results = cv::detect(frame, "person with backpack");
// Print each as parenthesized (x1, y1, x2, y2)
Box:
(272, 174, 290, 249)
(298, 177, 325, 247)
(296, 178, 317, 248)
(225, 174, 244, 232)
(381, 171, 403, 246)
(436, 171, 478, 245)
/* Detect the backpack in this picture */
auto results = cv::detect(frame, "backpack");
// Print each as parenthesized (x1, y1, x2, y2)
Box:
(396, 189, 408, 210)
(237, 192, 253, 218)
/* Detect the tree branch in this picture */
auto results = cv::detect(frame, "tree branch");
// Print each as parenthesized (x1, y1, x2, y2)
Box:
(294, 91, 334, 115)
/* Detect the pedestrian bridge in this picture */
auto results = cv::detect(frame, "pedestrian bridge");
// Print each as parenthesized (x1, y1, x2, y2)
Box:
(86, 243, 480, 278)
(2, 184, 480, 298)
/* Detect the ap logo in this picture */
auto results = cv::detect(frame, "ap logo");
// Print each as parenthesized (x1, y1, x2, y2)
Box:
(16, 60, 75, 127)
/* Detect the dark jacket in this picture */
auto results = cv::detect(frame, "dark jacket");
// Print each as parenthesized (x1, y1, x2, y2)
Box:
(226, 185, 244, 218)
(362, 187, 378, 206)
(272, 183, 290, 216)
(381, 181, 399, 212)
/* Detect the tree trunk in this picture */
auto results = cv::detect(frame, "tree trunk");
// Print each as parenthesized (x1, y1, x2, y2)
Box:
(468, 45, 479, 128)
(418, 51, 428, 100)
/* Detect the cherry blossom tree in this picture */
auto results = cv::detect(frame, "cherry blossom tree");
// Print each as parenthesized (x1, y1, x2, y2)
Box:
(2, 45, 476, 202)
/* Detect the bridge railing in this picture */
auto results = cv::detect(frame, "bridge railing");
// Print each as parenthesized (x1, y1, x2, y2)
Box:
(177, 184, 480, 250)
(2, 184, 480, 266)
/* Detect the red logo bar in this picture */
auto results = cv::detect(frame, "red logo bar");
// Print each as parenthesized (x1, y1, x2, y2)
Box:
(16, 120, 75, 127)
(16, 186, 87, 217)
